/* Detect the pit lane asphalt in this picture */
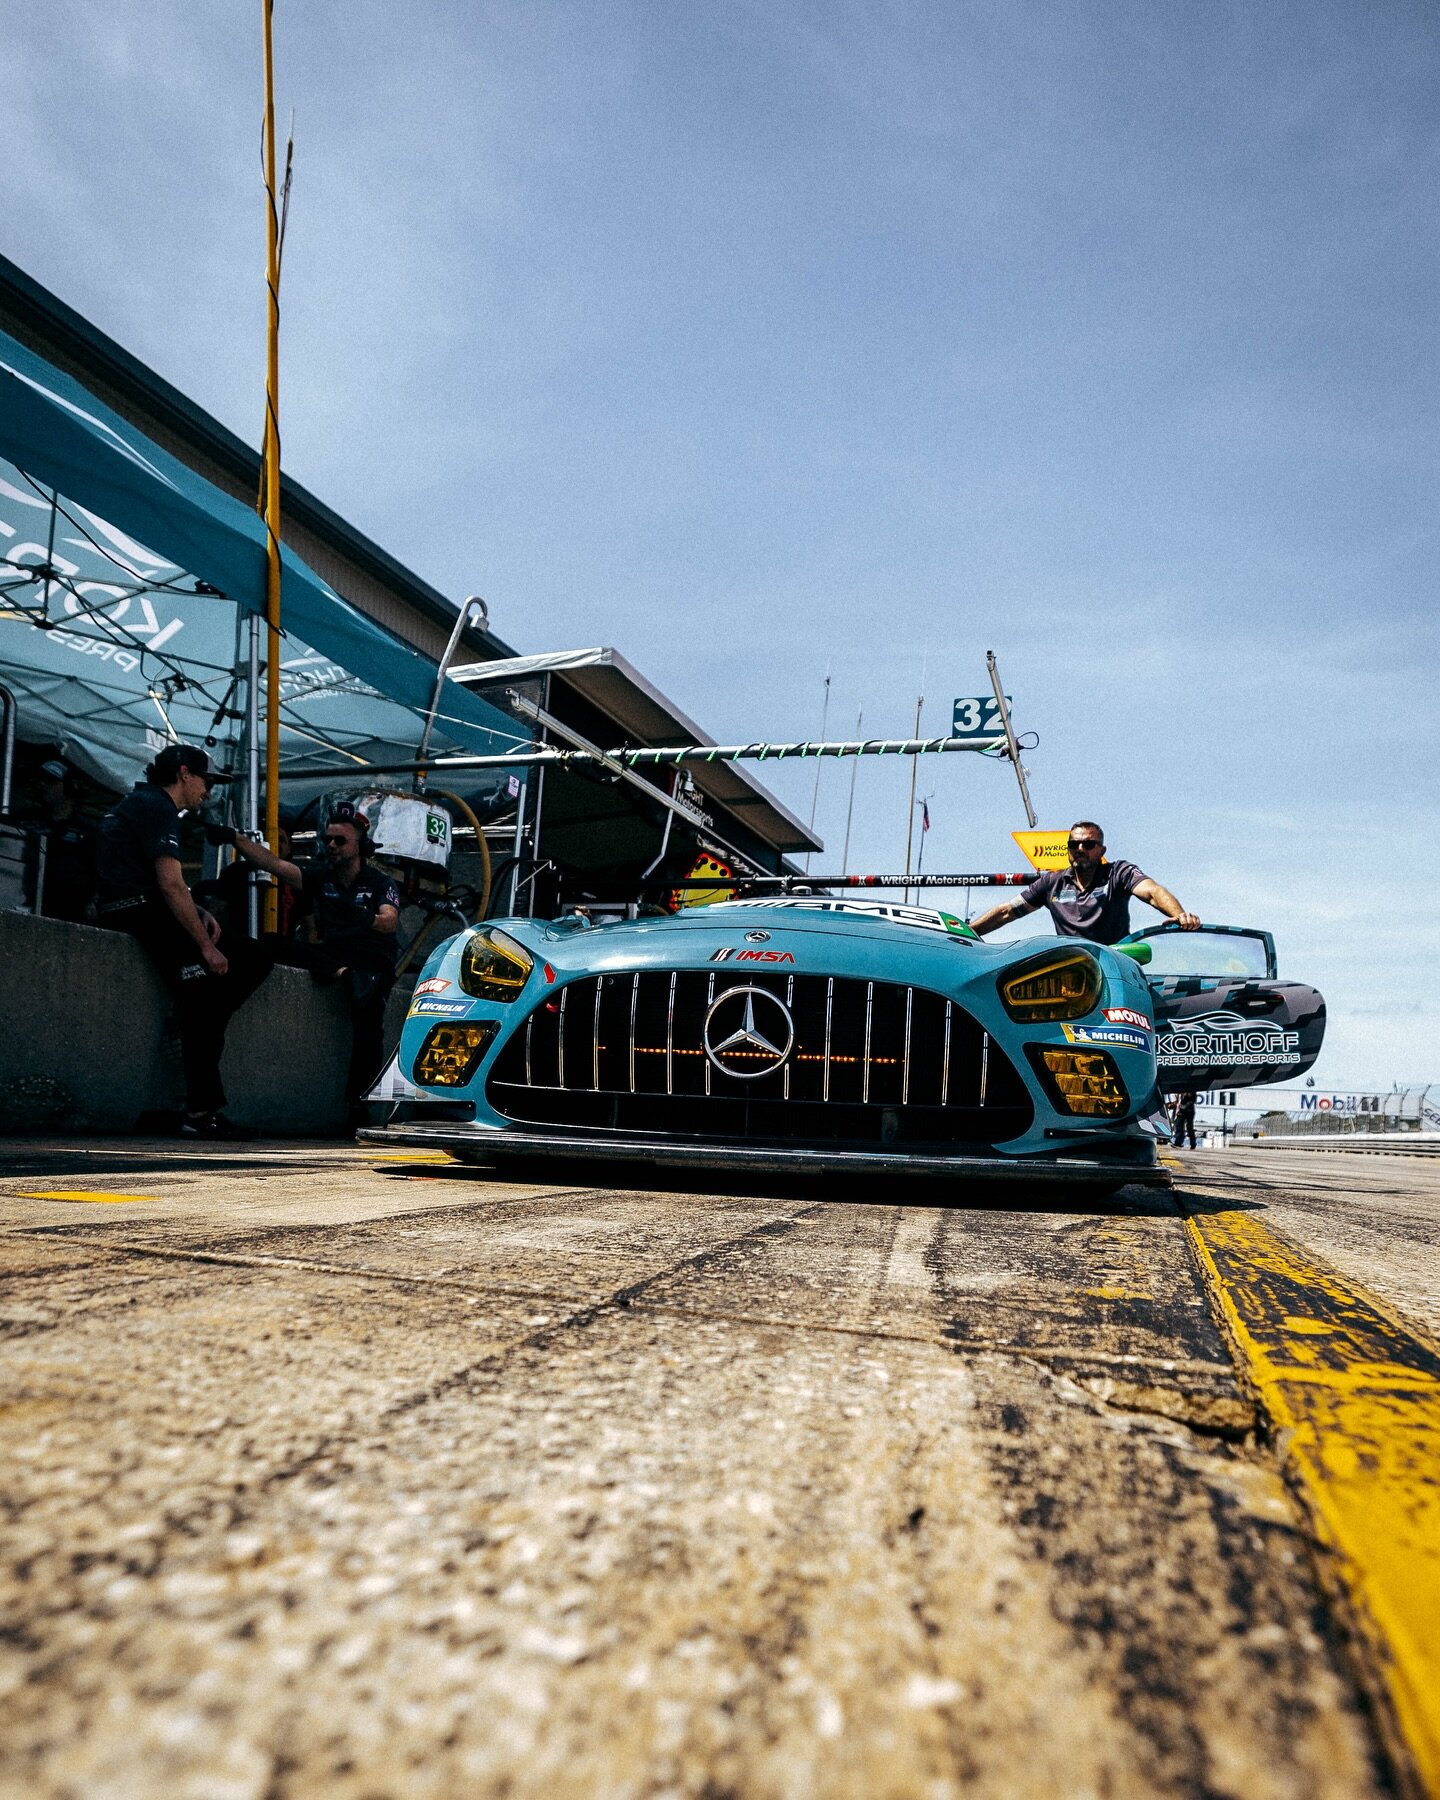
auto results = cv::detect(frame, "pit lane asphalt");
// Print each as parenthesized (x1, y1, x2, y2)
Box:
(1, 1141, 1434, 1799)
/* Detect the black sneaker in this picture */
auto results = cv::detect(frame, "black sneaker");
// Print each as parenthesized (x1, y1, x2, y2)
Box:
(180, 1112, 259, 1140)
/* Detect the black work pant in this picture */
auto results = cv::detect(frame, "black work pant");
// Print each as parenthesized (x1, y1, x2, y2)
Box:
(103, 903, 273, 1114)
(267, 940, 394, 1103)
(1173, 1113, 1197, 1149)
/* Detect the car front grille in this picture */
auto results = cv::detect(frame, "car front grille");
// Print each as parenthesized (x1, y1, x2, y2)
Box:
(487, 970, 1032, 1147)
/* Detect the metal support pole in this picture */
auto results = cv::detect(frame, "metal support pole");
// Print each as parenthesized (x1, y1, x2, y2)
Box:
(840, 706, 861, 874)
(259, 0, 284, 929)
(986, 649, 1036, 828)
(245, 613, 263, 938)
(804, 671, 830, 873)
(640, 776, 678, 880)
(507, 776, 527, 914)
(278, 735, 1006, 783)
(527, 679, 549, 918)
(0, 683, 16, 817)
(417, 596, 487, 786)
(660, 871, 1032, 892)
(32, 835, 48, 917)
(903, 692, 923, 903)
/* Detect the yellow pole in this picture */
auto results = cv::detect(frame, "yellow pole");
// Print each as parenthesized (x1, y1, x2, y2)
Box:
(260, 0, 282, 929)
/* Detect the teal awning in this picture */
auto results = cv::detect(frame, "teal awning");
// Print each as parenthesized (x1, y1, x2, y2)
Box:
(0, 324, 517, 765)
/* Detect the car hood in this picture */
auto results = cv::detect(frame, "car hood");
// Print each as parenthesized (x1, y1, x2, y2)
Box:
(516, 901, 992, 954)
(495, 900, 1116, 975)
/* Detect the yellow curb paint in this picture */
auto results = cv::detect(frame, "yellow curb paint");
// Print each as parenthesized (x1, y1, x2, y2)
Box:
(368, 1151, 455, 1163)
(17, 1191, 154, 1205)
(1183, 1205, 1440, 1798)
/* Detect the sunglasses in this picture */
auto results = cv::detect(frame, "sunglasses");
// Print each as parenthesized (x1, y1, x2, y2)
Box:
(324, 832, 350, 846)
(1068, 838, 1101, 850)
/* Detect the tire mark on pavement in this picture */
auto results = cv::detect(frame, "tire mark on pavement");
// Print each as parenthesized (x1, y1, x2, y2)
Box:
(380, 1202, 828, 1420)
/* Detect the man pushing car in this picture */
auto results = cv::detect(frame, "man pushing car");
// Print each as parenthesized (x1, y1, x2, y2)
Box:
(969, 821, 1200, 946)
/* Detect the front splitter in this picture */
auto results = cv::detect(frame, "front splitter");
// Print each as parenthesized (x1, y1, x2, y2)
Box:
(356, 1124, 1170, 1188)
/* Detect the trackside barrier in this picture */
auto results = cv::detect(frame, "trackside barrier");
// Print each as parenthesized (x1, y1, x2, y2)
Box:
(0, 911, 410, 1135)
(1244, 1134, 1440, 1157)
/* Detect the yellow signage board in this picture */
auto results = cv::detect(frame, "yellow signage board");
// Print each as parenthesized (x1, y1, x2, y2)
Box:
(667, 850, 736, 911)
(1011, 830, 1072, 873)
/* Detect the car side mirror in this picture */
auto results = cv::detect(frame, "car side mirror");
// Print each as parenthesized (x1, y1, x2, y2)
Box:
(1111, 941, 1152, 965)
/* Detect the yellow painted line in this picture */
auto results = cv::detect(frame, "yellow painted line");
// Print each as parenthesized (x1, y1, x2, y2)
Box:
(1183, 1204, 1440, 1796)
(367, 1151, 455, 1164)
(16, 1190, 155, 1205)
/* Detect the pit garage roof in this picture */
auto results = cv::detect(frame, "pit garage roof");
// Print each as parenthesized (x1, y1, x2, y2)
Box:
(0, 252, 511, 671)
(0, 255, 816, 868)
(449, 645, 821, 859)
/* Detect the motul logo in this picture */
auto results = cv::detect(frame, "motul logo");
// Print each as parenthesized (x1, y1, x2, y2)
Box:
(710, 948, 796, 964)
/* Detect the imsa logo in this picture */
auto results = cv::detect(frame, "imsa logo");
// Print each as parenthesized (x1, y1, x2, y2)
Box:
(710, 948, 796, 964)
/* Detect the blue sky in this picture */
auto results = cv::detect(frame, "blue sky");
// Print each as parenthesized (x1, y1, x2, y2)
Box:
(7, 1, 1439, 1089)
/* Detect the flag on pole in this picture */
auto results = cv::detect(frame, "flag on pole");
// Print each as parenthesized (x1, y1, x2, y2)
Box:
(921, 800, 930, 833)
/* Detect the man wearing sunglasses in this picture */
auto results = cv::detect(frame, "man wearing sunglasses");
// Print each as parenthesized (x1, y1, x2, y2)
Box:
(211, 800, 400, 1114)
(970, 821, 1199, 945)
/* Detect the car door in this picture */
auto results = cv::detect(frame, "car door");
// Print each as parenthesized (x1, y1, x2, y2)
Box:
(1120, 923, 1326, 1092)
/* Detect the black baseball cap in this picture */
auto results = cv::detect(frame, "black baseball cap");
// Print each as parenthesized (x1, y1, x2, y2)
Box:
(327, 799, 371, 836)
(147, 744, 232, 785)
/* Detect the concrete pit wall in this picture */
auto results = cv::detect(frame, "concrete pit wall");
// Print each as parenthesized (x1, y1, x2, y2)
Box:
(0, 912, 413, 1135)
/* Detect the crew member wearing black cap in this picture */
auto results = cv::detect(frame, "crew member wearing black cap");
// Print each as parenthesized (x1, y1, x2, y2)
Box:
(213, 800, 400, 1110)
(95, 745, 272, 1138)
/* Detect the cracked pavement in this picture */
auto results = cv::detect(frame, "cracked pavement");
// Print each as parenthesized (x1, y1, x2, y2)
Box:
(0, 1141, 1426, 1799)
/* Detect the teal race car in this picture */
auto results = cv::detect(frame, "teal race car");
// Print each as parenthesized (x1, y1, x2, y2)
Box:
(358, 897, 1239, 1188)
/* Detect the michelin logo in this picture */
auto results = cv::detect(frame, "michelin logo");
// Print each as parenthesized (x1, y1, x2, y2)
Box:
(409, 998, 470, 1018)
(1158, 1010, 1300, 1068)
(1061, 1023, 1151, 1052)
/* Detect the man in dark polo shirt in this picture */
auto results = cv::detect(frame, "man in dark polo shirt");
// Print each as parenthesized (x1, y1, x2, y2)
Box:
(216, 800, 400, 1109)
(96, 745, 272, 1137)
(970, 820, 1200, 945)
(295, 803, 400, 1106)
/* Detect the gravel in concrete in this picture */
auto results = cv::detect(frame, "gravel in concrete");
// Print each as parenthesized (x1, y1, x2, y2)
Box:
(0, 1141, 1408, 1799)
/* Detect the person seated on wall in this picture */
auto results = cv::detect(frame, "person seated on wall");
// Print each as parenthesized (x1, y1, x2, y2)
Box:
(96, 745, 272, 1139)
(19, 758, 99, 923)
(210, 802, 400, 1119)
(969, 820, 1200, 945)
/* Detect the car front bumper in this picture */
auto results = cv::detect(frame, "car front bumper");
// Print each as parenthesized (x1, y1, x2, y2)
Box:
(356, 1123, 1170, 1188)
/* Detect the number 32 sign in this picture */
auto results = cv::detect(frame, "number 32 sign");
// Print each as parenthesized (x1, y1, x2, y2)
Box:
(951, 695, 1011, 739)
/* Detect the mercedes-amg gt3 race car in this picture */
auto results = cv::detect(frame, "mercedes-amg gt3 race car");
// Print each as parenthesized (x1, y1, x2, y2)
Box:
(360, 900, 1324, 1188)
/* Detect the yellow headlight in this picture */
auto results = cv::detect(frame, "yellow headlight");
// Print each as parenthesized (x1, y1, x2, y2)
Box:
(414, 1021, 498, 1088)
(999, 951, 1102, 1021)
(459, 928, 534, 1001)
(1036, 1047, 1127, 1117)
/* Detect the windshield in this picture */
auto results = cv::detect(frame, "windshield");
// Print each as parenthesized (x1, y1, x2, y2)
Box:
(1139, 930, 1271, 979)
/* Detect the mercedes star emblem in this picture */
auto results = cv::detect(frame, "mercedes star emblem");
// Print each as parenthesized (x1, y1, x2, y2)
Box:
(744, 930, 771, 942)
(702, 984, 795, 1080)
